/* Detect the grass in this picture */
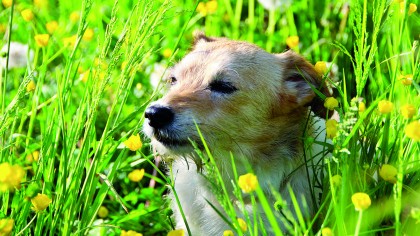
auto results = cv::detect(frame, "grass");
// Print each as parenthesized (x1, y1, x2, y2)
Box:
(0, 0, 419, 235)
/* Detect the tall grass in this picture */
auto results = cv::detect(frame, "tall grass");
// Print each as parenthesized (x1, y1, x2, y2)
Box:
(0, 0, 419, 235)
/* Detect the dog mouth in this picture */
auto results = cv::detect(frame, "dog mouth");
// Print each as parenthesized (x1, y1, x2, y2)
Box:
(153, 131, 191, 148)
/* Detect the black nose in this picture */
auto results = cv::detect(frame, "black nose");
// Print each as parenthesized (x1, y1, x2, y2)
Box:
(144, 105, 175, 129)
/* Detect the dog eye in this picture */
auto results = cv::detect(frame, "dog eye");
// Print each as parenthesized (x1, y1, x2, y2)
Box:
(208, 81, 237, 94)
(169, 76, 177, 85)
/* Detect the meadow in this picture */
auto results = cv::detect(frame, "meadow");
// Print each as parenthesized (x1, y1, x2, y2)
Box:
(0, 0, 419, 235)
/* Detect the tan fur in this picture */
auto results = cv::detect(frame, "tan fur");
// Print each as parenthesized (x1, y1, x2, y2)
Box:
(143, 33, 330, 235)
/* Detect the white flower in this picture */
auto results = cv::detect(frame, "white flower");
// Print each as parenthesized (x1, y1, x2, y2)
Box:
(0, 42, 33, 69)
(257, 0, 292, 11)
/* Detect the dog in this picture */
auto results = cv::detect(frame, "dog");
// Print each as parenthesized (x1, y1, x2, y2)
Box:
(143, 33, 331, 235)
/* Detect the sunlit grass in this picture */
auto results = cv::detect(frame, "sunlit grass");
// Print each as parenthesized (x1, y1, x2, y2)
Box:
(0, 0, 419, 235)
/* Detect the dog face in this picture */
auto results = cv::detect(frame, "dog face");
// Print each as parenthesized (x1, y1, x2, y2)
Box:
(143, 34, 329, 159)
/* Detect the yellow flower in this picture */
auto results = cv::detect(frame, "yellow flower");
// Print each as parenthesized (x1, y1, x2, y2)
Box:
(128, 169, 145, 182)
(314, 61, 327, 75)
(63, 35, 77, 48)
(400, 74, 413, 86)
(83, 28, 94, 41)
(0, 218, 14, 235)
(196, 0, 218, 16)
(358, 101, 366, 113)
(81, 70, 90, 83)
(26, 150, 40, 163)
(2, 0, 12, 8)
(321, 227, 333, 236)
(34, 0, 48, 8)
(136, 83, 143, 91)
(26, 80, 36, 92)
(223, 230, 234, 236)
(326, 119, 338, 139)
(121, 61, 128, 70)
(324, 97, 339, 110)
(167, 229, 184, 236)
(238, 173, 258, 193)
(405, 121, 420, 141)
(408, 3, 417, 15)
(98, 206, 109, 218)
(0, 24, 6, 33)
(46, 21, 58, 34)
(331, 175, 342, 188)
(121, 230, 143, 236)
(351, 192, 371, 211)
(124, 134, 142, 151)
(31, 193, 52, 211)
(21, 9, 34, 21)
(379, 164, 398, 184)
(70, 11, 80, 23)
(286, 36, 299, 48)
(162, 48, 172, 58)
(0, 163, 25, 192)
(378, 100, 393, 114)
(34, 34, 50, 47)
(237, 218, 247, 232)
(401, 104, 416, 119)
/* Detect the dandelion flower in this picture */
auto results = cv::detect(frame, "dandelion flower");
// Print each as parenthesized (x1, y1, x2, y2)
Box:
(314, 61, 327, 75)
(136, 83, 143, 91)
(21, 9, 34, 21)
(34, 0, 48, 8)
(331, 175, 342, 188)
(379, 164, 398, 184)
(358, 101, 366, 113)
(286, 36, 299, 48)
(0, 24, 6, 33)
(124, 134, 142, 151)
(167, 229, 184, 236)
(98, 206, 109, 218)
(0, 218, 14, 235)
(81, 70, 90, 83)
(351, 192, 371, 211)
(401, 104, 416, 119)
(223, 230, 234, 236)
(400, 74, 413, 86)
(26, 80, 36, 92)
(120, 230, 143, 236)
(0, 163, 25, 192)
(237, 218, 248, 232)
(326, 119, 338, 139)
(70, 11, 80, 23)
(34, 34, 50, 47)
(321, 227, 333, 236)
(2, 0, 12, 8)
(324, 97, 339, 110)
(408, 3, 417, 15)
(162, 48, 172, 58)
(196, 0, 218, 16)
(31, 193, 52, 211)
(83, 28, 94, 41)
(46, 21, 58, 34)
(378, 100, 393, 114)
(238, 173, 258, 193)
(405, 121, 420, 141)
(128, 169, 145, 182)
(63, 35, 77, 48)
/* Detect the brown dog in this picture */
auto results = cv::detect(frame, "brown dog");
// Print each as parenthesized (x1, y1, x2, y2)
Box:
(143, 33, 330, 235)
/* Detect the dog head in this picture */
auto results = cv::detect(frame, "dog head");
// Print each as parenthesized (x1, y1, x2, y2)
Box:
(143, 33, 330, 159)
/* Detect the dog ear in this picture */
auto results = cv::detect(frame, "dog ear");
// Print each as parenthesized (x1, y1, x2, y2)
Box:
(193, 31, 215, 45)
(276, 51, 331, 118)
